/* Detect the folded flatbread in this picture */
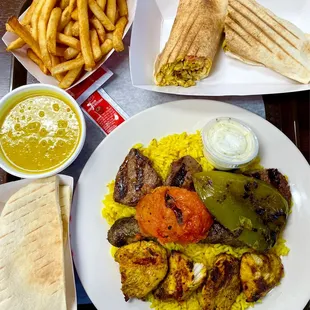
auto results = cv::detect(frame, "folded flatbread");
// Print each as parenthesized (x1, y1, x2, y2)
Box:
(0, 176, 67, 310)
(59, 185, 72, 246)
(224, 0, 310, 84)
(154, 0, 228, 87)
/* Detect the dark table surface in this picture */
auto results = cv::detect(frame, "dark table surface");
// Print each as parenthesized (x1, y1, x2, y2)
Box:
(0, 0, 309, 309)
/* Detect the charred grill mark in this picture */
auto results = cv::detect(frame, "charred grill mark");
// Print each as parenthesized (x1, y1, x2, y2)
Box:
(229, 3, 304, 67)
(134, 149, 146, 191)
(134, 257, 157, 265)
(227, 14, 273, 53)
(225, 24, 253, 48)
(165, 192, 183, 225)
(117, 158, 129, 200)
(170, 163, 187, 187)
(268, 169, 281, 186)
(211, 267, 221, 283)
(234, 0, 299, 48)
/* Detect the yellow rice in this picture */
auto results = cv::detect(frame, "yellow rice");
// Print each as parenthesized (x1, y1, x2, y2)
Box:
(101, 131, 290, 310)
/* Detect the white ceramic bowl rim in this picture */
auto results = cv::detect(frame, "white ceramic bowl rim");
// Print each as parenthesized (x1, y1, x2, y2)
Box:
(0, 84, 86, 179)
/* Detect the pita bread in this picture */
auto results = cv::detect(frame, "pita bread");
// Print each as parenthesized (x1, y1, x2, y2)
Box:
(59, 185, 72, 246)
(224, 0, 310, 84)
(154, 0, 228, 87)
(0, 176, 67, 310)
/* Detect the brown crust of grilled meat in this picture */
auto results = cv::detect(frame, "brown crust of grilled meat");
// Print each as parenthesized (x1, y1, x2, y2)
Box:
(154, 251, 206, 302)
(113, 148, 162, 206)
(240, 253, 284, 302)
(165, 155, 203, 190)
(244, 169, 291, 204)
(201, 254, 241, 310)
(107, 217, 145, 247)
(201, 221, 245, 248)
(114, 241, 168, 301)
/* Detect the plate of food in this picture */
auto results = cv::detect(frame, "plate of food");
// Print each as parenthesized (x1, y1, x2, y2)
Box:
(71, 99, 310, 310)
(2, 0, 136, 89)
(130, 0, 310, 95)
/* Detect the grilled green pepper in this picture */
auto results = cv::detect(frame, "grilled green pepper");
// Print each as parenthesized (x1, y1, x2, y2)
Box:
(193, 171, 289, 252)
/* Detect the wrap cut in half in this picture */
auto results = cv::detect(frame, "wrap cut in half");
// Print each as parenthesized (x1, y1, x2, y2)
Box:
(224, 0, 310, 84)
(154, 0, 228, 87)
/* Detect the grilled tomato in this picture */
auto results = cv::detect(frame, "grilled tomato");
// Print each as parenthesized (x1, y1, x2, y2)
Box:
(135, 186, 213, 244)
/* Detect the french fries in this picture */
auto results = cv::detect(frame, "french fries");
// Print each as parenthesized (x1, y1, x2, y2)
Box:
(90, 17, 106, 43)
(6, 0, 128, 88)
(101, 38, 113, 55)
(7, 37, 26, 51)
(77, 0, 95, 71)
(8, 16, 41, 59)
(59, 63, 83, 88)
(27, 48, 49, 74)
(90, 29, 102, 62)
(113, 16, 127, 52)
(51, 55, 65, 81)
(56, 33, 81, 50)
(64, 47, 80, 60)
(88, 0, 115, 31)
(117, 0, 128, 17)
(51, 56, 85, 75)
(22, 0, 39, 25)
(60, 0, 70, 10)
(31, 0, 45, 40)
(106, 0, 117, 25)
(38, 0, 58, 70)
(71, 8, 78, 21)
(96, 0, 107, 10)
(47, 7, 62, 56)
(58, 0, 76, 31)
(71, 21, 79, 37)
(64, 20, 74, 36)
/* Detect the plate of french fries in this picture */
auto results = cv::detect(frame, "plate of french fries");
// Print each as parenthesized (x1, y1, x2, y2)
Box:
(2, 0, 136, 89)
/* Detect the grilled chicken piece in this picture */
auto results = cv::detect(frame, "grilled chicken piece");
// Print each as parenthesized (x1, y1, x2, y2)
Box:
(114, 241, 168, 301)
(114, 148, 162, 206)
(201, 254, 241, 310)
(201, 221, 245, 248)
(165, 156, 202, 190)
(244, 169, 291, 204)
(240, 253, 284, 302)
(107, 217, 145, 247)
(154, 251, 207, 301)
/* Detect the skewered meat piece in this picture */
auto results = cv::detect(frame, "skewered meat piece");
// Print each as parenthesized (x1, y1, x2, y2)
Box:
(107, 217, 144, 247)
(114, 241, 168, 301)
(201, 254, 241, 310)
(244, 169, 291, 204)
(154, 251, 206, 301)
(240, 253, 284, 302)
(165, 155, 202, 190)
(114, 148, 162, 206)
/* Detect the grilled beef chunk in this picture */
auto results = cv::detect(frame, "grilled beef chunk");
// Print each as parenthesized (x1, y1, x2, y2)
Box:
(114, 148, 162, 206)
(165, 155, 202, 190)
(244, 169, 291, 204)
(200, 221, 245, 248)
(108, 217, 145, 247)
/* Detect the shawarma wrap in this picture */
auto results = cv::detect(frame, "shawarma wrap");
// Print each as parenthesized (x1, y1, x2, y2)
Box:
(154, 0, 228, 87)
(224, 0, 310, 84)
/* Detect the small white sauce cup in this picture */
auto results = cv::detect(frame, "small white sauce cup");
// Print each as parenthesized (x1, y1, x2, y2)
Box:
(0, 84, 86, 179)
(201, 117, 259, 170)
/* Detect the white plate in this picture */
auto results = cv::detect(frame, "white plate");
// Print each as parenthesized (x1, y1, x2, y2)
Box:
(71, 100, 310, 310)
(2, 0, 137, 89)
(130, 0, 310, 96)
